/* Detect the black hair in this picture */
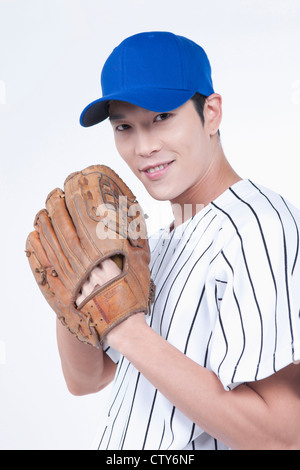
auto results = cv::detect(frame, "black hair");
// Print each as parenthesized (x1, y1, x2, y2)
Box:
(190, 92, 220, 137)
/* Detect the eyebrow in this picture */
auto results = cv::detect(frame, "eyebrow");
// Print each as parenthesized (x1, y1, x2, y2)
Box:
(109, 114, 126, 122)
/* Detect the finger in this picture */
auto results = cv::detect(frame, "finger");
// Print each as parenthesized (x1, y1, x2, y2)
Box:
(88, 266, 105, 287)
(76, 266, 105, 306)
(96, 258, 122, 280)
(76, 259, 123, 307)
(46, 188, 92, 276)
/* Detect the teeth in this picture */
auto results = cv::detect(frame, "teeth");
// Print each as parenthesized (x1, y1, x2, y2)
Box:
(147, 164, 168, 174)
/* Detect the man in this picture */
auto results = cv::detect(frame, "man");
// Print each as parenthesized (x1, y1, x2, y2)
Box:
(57, 31, 300, 450)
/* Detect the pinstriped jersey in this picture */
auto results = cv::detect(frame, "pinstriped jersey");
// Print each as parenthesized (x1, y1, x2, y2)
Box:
(96, 179, 300, 450)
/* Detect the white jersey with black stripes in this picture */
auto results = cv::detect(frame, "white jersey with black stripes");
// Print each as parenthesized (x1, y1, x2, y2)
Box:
(96, 179, 300, 450)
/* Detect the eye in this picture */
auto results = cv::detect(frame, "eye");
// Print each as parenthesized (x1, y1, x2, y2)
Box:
(155, 113, 171, 122)
(115, 124, 131, 132)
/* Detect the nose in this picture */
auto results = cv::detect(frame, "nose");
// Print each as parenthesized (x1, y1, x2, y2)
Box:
(134, 129, 161, 158)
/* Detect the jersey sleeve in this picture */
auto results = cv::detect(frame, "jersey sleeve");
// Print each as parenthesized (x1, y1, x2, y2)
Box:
(102, 343, 121, 364)
(207, 196, 300, 391)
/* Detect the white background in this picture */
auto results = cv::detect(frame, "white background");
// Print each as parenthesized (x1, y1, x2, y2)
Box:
(0, 0, 299, 450)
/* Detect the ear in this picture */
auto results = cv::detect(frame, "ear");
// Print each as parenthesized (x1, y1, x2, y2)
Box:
(204, 93, 222, 136)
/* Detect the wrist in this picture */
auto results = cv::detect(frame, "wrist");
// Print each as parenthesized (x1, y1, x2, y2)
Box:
(105, 312, 150, 353)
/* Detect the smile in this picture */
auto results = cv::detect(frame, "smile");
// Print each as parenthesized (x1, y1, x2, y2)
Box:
(142, 161, 174, 180)
(146, 163, 169, 174)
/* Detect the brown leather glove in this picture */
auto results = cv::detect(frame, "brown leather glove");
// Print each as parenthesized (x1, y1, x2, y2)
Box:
(25, 165, 155, 348)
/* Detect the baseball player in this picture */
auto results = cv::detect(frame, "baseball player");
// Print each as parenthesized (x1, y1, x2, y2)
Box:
(27, 32, 300, 450)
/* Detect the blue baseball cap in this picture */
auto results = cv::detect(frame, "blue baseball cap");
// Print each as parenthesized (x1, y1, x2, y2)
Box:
(80, 31, 215, 127)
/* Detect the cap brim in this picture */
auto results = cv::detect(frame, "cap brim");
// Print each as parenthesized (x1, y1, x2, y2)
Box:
(79, 88, 195, 127)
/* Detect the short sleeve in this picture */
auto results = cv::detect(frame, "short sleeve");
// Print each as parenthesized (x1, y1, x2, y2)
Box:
(208, 197, 300, 391)
(102, 343, 121, 364)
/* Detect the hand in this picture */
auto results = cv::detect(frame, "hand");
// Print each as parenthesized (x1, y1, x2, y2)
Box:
(76, 259, 148, 351)
(76, 259, 122, 306)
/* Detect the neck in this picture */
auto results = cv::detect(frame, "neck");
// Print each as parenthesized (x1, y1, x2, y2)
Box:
(170, 145, 241, 229)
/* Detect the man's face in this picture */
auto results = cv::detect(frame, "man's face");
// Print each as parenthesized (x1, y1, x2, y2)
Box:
(109, 99, 213, 204)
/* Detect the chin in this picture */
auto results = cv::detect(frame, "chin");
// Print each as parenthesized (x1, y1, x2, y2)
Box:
(145, 186, 179, 202)
(148, 192, 171, 202)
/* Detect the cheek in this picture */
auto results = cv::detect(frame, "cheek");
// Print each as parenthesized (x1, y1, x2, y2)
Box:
(114, 137, 141, 177)
(114, 137, 132, 163)
(114, 136, 127, 158)
(175, 126, 205, 163)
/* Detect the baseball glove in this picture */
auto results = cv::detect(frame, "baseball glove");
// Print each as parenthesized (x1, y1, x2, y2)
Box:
(25, 164, 155, 348)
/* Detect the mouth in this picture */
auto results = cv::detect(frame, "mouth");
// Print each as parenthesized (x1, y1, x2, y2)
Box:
(141, 161, 174, 180)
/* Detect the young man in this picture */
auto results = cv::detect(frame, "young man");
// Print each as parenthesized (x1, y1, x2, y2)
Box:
(57, 32, 300, 450)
